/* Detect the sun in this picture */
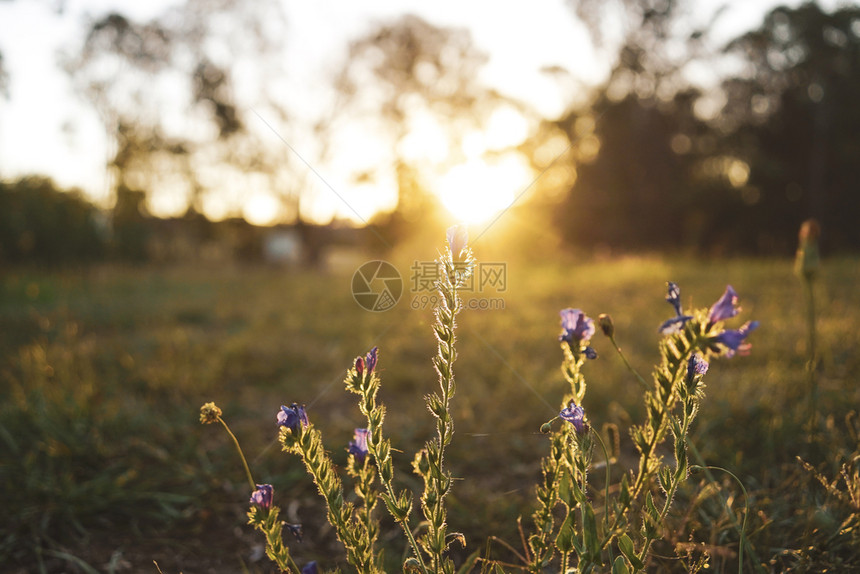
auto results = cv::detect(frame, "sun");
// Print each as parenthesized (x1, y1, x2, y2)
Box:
(436, 155, 532, 224)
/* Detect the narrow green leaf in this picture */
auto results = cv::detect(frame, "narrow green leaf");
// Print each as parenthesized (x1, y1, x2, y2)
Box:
(570, 476, 587, 505)
(612, 555, 631, 574)
(559, 471, 577, 507)
(658, 467, 672, 494)
(617, 534, 645, 570)
(583, 502, 600, 560)
(645, 492, 659, 520)
(555, 510, 577, 553)
(619, 473, 631, 507)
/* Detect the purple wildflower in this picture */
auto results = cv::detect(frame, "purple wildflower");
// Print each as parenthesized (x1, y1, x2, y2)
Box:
(659, 315, 693, 335)
(559, 309, 595, 345)
(715, 321, 759, 357)
(666, 282, 683, 316)
(285, 523, 303, 542)
(686, 353, 709, 385)
(250, 484, 273, 510)
(447, 225, 468, 256)
(302, 561, 319, 574)
(560, 401, 589, 434)
(365, 346, 378, 374)
(348, 428, 370, 463)
(356, 347, 378, 377)
(277, 403, 309, 432)
(584, 346, 598, 360)
(660, 282, 693, 334)
(708, 285, 741, 324)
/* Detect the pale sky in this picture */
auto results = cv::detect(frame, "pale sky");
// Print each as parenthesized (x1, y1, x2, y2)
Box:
(0, 0, 844, 224)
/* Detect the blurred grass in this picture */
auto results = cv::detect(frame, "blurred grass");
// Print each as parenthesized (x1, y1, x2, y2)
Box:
(1, 252, 858, 572)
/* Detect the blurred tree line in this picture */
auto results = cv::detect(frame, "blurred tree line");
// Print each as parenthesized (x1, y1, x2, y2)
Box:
(2, 0, 859, 264)
(549, 0, 860, 254)
(0, 177, 106, 264)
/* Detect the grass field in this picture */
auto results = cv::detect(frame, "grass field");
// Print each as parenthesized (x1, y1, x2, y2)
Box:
(2, 249, 859, 573)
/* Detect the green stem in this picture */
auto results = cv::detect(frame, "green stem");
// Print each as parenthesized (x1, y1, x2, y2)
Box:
(688, 445, 763, 573)
(218, 416, 255, 492)
(380, 478, 428, 574)
(591, 430, 613, 530)
(608, 334, 649, 391)
(803, 279, 818, 432)
(597, 340, 696, 554)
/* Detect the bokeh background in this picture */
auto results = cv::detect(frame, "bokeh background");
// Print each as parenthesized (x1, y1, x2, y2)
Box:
(2, 1, 860, 572)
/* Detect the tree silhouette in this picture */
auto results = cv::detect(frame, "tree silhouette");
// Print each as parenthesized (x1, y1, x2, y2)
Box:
(720, 2, 860, 252)
(64, 1, 300, 224)
(333, 15, 525, 244)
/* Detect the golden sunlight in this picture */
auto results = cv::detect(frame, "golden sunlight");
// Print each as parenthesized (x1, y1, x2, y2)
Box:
(437, 154, 533, 224)
(243, 192, 281, 226)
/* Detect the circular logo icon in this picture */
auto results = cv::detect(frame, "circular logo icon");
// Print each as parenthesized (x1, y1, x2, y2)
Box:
(351, 260, 403, 312)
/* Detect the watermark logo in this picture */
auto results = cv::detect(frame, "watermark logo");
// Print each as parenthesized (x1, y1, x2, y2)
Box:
(351, 260, 403, 312)
(352, 260, 506, 311)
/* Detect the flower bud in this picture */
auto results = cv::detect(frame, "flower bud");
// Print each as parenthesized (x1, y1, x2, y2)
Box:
(795, 218, 821, 280)
(199, 402, 222, 424)
(598, 314, 614, 337)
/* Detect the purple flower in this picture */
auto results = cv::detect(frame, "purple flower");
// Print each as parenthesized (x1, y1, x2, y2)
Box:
(559, 309, 595, 345)
(356, 347, 378, 377)
(285, 523, 303, 542)
(560, 401, 589, 434)
(708, 285, 741, 324)
(686, 353, 709, 385)
(447, 225, 468, 256)
(659, 282, 693, 334)
(348, 428, 370, 463)
(250, 484, 273, 510)
(366, 346, 378, 374)
(277, 403, 309, 432)
(666, 282, 683, 316)
(302, 561, 319, 574)
(659, 315, 693, 335)
(714, 321, 759, 357)
(584, 346, 598, 360)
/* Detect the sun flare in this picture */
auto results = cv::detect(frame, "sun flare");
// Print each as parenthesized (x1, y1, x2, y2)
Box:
(437, 155, 533, 224)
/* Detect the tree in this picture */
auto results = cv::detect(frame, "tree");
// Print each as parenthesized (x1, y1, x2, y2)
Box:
(719, 2, 860, 252)
(0, 177, 106, 264)
(546, 0, 731, 253)
(64, 1, 302, 224)
(332, 15, 528, 245)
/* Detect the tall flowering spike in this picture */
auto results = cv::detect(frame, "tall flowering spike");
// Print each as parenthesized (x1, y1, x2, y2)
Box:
(365, 346, 378, 375)
(715, 321, 760, 357)
(447, 224, 468, 257)
(708, 285, 741, 324)
(559, 308, 596, 344)
(250, 484, 274, 510)
(560, 401, 589, 434)
(686, 353, 709, 385)
(277, 403, 309, 432)
(348, 428, 370, 463)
